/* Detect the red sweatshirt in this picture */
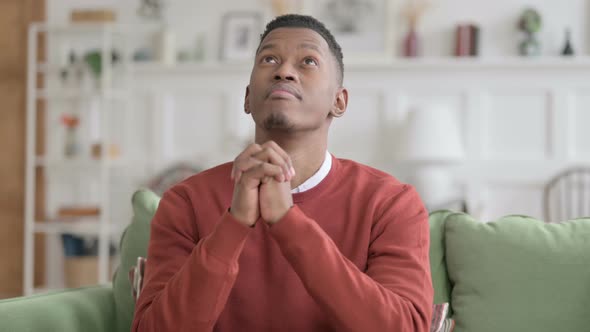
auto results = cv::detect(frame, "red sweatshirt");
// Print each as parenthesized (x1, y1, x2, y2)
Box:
(132, 156, 432, 332)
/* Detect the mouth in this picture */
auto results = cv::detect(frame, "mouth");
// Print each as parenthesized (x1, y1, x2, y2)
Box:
(266, 84, 302, 101)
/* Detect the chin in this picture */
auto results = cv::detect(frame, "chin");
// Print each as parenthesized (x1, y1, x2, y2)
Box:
(263, 112, 296, 132)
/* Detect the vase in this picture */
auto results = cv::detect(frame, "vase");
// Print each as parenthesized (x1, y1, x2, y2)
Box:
(403, 27, 419, 57)
(519, 33, 541, 56)
(64, 127, 80, 158)
(561, 28, 574, 56)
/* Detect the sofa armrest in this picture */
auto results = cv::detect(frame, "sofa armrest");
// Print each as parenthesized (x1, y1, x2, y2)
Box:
(0, 286, 116, 332)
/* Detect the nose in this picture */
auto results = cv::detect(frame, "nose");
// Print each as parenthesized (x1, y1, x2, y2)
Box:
(273, 62, 298, 82)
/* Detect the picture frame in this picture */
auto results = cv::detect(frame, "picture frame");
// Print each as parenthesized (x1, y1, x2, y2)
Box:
(302, 0, 395, 65)
(219, 12, 263, 62)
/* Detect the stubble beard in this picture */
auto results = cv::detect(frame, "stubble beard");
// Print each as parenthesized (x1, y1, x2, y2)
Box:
(263, 112, 296, 132)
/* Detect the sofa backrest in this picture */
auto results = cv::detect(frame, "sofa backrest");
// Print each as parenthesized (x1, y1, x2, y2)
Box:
(112, 189, 160, 332)
(432, 211, 590, 332)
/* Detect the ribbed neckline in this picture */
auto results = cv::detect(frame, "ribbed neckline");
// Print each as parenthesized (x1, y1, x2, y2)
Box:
(292, 154, 340, 203)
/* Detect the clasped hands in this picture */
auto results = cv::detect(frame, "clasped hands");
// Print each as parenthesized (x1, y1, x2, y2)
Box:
(230, 141, 295, 227)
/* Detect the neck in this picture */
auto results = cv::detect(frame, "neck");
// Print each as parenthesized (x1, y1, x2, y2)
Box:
(255, 128, 328, 189)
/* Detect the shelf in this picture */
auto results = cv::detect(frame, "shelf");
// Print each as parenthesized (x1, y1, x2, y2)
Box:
(131, 56, 590, 74)
(36, 88, 127, 100)
(25, 21, 144, 297)
(35, 156, 132, 169)
(30, 22, 162, 34)
(34, 220, 122, 236)
(37, 62, 131, 75)
(35, 220, 99, 235)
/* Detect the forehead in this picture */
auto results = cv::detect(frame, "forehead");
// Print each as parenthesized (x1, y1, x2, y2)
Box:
(258, 27, 330, 53)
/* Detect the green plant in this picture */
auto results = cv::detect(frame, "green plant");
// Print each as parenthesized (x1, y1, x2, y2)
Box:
(518, 8, 542, 34)
(83, 50, 120, 77)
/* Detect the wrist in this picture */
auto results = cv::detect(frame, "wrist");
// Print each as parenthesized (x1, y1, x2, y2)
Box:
(229, 208, 256, 227)
(265, 205, 293, 225)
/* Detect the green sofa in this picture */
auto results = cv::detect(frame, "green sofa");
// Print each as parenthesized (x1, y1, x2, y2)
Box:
(1, 190, 589, 332)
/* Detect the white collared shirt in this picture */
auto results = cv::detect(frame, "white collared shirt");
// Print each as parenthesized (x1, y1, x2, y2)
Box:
(291, 151, 332, 194)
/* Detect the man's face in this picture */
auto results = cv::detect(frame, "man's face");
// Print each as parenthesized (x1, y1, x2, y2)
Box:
(245, 27, 344, 133)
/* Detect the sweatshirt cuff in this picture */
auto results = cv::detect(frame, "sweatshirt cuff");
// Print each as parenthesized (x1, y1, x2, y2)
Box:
(203, 211, 252, 264)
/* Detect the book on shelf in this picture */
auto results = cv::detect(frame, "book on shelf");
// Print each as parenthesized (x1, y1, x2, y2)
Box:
(455, 24, 480, 57)
(57, 206, 100, 219)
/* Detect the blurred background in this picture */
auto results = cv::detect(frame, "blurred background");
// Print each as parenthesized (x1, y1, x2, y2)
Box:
(1, 0, 589, 299)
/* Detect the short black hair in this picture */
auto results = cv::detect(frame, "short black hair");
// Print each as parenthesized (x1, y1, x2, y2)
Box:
(258, 14, 344, 84)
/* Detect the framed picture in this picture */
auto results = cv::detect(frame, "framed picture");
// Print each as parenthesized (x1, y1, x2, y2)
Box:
(219, 12, 263, 62)
(302, 0, 395, 64)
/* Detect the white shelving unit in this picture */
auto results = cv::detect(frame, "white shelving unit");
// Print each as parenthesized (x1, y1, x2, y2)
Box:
(24, 23, 159, 295)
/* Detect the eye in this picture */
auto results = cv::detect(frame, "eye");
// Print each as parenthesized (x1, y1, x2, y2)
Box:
(303, 57, 318, 66)
(262, 56, 277, 64)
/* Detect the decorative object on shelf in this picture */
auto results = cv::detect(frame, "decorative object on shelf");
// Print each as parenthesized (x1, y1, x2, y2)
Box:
(60, 51, 86, 89)
(61, 234, 86, 256)
(61, 114, 80, 158)
(219, 12, 263, 62)
(61, 234, 116, 288)
(518, 8, 542, 56)
(455, 23, 480, 57)
(401, 0, 430, 57)
(70, 9, 116, 23)
(302, 0, 395, 63)
(268, 0, 302, 16)
(177, 50, 192, 62)
(83, 49, 121, 81)
(132, 47, 154, 62)
(90, 143, 121, 159)
(153, 26, 177, 65)
(193, 33, 206, 62)
(561, 28, 575, 56)
(398, 104, 465, 208)
(137, 0, 165, 21)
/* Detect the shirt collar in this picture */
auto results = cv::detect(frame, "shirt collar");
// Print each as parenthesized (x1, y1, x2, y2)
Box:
(291, 151, 332, 194)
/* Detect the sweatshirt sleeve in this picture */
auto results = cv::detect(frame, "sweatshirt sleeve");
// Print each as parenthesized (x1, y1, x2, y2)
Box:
(268, 185, 433, 332)
(132, 188, 252, 332)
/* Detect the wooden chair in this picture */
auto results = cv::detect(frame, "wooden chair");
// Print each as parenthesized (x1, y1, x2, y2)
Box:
(543, 167, 590, 222)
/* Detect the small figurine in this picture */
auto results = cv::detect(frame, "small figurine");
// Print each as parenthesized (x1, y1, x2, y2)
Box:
(137, 0, 165, 20)
(518, 8, 542, 56)
(561, 28, 575, 56)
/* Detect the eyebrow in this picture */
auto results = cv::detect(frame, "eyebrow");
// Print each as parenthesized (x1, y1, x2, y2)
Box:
(257, 43, 277, 54)
(257, 42, 324, 55)
(298, 43, 323, 54)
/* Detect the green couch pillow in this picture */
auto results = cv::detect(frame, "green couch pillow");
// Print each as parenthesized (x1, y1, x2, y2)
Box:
(112, 189, 160, 332)
(445, 213, 590, 332)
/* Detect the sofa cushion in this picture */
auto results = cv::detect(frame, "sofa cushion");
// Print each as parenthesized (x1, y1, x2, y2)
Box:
(0, 286, 116, 332)
(112, 189, 160, 332)
(445, 213, 590, 332)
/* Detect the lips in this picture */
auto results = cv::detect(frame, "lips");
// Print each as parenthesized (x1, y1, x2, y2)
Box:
(266, 83, 302, 100)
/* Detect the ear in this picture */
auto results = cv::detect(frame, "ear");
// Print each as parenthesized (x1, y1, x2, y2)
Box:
(244, 86, 251, 114)
(329, 87, 348, 118)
